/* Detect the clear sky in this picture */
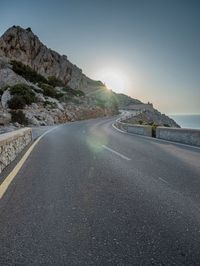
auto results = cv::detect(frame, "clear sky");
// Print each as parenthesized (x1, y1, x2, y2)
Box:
(0, 0, 199, 114)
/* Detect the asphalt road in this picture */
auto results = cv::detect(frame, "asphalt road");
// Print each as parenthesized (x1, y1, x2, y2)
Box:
(0, 117, 200, 265)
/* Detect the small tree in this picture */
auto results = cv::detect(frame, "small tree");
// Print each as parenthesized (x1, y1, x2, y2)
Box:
(8, 96, 26, 109)
(10, 110, 28, 125)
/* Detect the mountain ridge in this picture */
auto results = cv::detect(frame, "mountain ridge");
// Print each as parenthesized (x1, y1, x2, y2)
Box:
(0, 26, 179, 129)
(0, 25, 106, 93)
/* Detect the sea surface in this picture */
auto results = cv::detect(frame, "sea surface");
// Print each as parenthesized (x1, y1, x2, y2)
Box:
(169, 115, 200, 129)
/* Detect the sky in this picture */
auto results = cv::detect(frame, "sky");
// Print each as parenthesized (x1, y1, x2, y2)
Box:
(0, 0, 200, 114)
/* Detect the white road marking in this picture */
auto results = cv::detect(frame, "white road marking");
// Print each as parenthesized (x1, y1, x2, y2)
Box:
(0, 126, 59, 199)
(158, 177, 168, 184)
(112, 123, 126, 133)
(102, 145, 131, 161)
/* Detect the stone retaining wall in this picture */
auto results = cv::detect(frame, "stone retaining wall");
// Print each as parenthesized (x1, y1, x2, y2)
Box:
(156, 127, 200, 147)
(0, 128, 32, 174)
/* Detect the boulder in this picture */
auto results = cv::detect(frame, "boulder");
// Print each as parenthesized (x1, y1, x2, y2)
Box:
(0, 111, 11, 125)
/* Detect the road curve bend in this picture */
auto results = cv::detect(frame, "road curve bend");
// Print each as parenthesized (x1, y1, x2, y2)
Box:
(0, 117, 200, 265)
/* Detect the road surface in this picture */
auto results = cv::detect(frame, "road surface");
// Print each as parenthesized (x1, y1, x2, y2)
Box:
(0, 117, 200, 265)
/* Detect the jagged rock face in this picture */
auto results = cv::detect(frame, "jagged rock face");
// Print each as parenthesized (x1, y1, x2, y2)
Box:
(0, 58, 28, 88)
(1, 90, 11, 108)
(0, 26, 104, 92)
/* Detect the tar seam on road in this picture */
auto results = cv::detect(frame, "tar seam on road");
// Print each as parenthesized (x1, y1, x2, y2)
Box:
(102, 145, 131, 161)
(0, 126, 58, 200)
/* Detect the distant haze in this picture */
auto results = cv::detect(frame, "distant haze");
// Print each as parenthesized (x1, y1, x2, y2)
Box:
(0, 0, 199, 114)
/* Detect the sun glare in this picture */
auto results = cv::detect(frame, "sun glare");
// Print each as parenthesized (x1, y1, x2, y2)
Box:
(95, 68, 128, 94)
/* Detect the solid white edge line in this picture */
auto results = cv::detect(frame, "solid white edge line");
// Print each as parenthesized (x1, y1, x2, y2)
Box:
(102, 145, 131, 161)
(112, 123, 200, 151)
(0, 126, 59, 199)
(112, 123, 126, 133)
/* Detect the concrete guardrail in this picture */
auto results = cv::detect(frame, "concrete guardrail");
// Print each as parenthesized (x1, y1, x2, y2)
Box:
(115, 118, 200, 147)
(115, 120, 152, 137)
(0, 128, 32, 174)
(156, 127, 200, 147)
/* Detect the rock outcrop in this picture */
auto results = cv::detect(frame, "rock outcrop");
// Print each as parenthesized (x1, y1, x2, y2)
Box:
(124, 109, 180, 128)
(0, 58, 28, 88)
(0, 26, 180, 130)
(0, 26, 105, 92)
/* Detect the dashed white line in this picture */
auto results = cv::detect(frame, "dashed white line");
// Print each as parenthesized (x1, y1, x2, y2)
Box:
(102, 145, 131, 161)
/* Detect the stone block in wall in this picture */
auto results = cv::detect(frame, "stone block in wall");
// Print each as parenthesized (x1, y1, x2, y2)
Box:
(0, 128, 32, 174)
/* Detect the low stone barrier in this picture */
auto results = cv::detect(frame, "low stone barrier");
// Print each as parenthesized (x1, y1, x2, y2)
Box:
(156, 127, 200, 147)
(115, 121, 152, 137)
(0, 128, 32, 174)
(127, 124, 152, 136)
(115, 118, 200, 147)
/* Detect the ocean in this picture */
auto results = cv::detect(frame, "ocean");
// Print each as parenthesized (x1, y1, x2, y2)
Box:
(169, 115, 200, 129)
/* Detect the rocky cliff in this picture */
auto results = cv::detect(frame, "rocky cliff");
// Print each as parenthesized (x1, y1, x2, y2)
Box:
(0, 26, 179, 130)
(0, 26, 105, 93)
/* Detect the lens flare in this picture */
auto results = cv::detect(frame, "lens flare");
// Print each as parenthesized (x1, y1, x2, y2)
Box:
(94, 68, 129, 94)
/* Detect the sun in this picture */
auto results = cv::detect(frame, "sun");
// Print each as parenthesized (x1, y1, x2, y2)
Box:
(94, 68, 128, 94)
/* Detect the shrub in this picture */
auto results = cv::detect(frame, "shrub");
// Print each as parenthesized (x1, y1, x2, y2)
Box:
(152, 123, 159, 138)
(8, 95, 26, 109)
(39, 83, 57, 98)
(10, 110, 28, 125)
(39, 83, 65, 99)
(76, 90, 85, 97)
(48, 76, 64, 87)
(9, 84, 36, 105)
(43, 101, 57, 108)
(63, 86, 85, 97)
(26, 27, 32, 32)
(55, 92, 65, 100)
(11, 60, 48, 84)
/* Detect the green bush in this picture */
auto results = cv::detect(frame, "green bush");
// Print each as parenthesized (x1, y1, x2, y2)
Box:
(76, 90, 85, 97)
(39, 83, 57, 98)
(39, 83, 65, 99)
(10, 110, 28, 125)
(11, 60, 48, 84)
(43, 101, 57, 108)
(48, 76, 64, 87)
(55, 92, 65, 100)
(63, 86, 85, 97)
(26, 27, 32, 32)
(152, 123, 158, 138)
(8, 95, 26, 109)
(9, 84, 36, 105)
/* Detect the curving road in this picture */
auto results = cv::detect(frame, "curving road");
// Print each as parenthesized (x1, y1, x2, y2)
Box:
(0, 117, 200, 265)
